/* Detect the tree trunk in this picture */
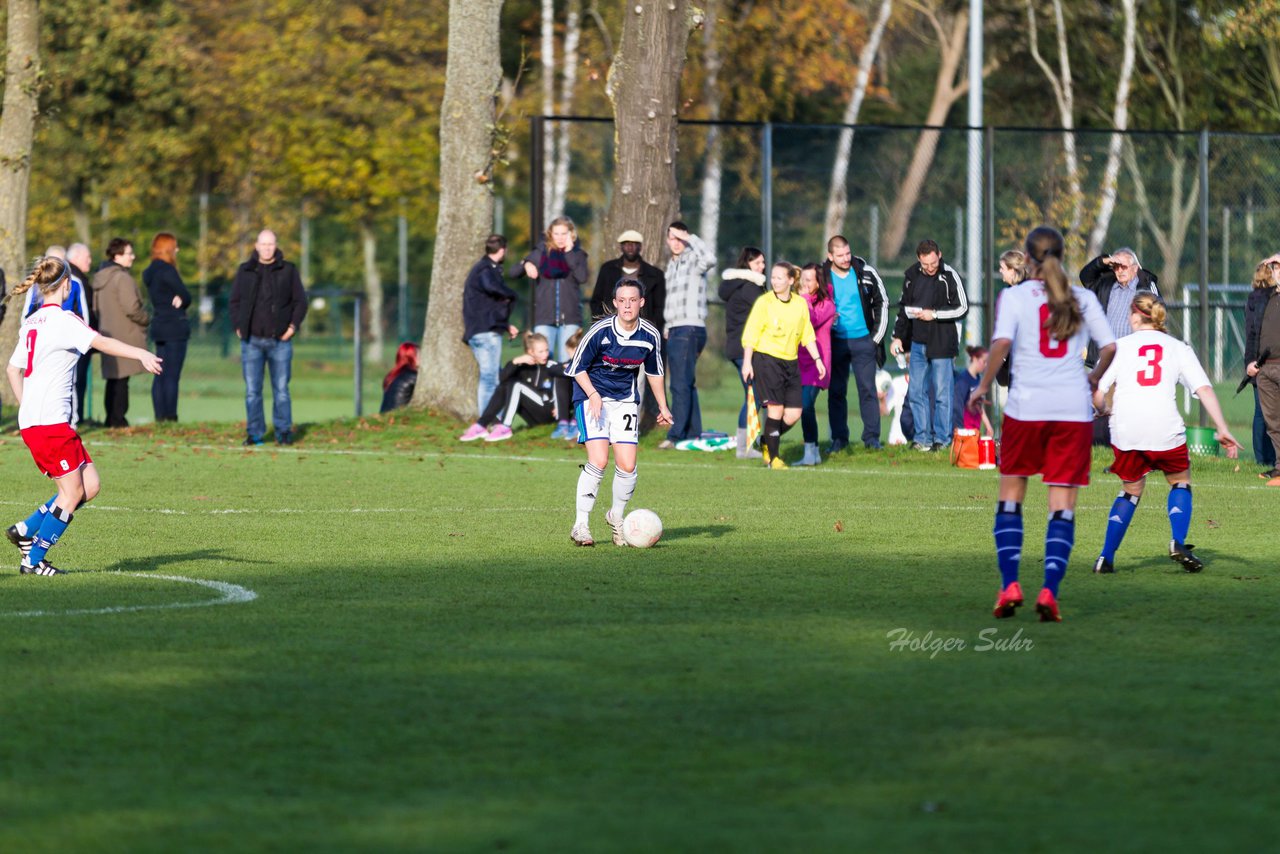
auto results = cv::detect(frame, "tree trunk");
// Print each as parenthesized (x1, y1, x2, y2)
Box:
(70, 178, 92, 248)
(1026, 0, 1082, 237)
(823, 0, 894, 241)
(541, 0, 557, 221)
(698, 0, 722, 261)
(0, 0, 41, 405)
(360, 219, 385, 365)
(601, 1, 702, 260)
(1086, 0, 1137, 258)
(880, 6, 968, 260)
(551, 0, 581, 217)
(413, 0, 505, 417)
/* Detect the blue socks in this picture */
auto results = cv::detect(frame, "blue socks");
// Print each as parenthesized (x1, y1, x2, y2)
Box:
(1100, 493, 1140, 561)
(1168, 483, 1192, 544)
(1043, 509, 1075, 596)
(26, 505, 73, 567)
(993, 501, 1023, 587)
(19, 494, 57, 537)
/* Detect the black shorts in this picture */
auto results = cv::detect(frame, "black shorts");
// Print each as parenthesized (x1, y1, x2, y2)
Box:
(753, 352, 802, 408)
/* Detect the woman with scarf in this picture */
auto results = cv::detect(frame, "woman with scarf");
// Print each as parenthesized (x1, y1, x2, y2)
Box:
(516, 216, 589, 363)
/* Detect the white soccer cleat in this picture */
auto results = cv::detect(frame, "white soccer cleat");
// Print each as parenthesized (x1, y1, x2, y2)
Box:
(570, 523, 595, 547)
(605, 510, 629, 547)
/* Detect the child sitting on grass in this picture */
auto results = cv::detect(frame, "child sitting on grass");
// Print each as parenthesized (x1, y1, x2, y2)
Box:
(458, 332, 573, 442)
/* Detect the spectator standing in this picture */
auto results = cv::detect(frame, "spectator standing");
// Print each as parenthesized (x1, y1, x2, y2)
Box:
(891, 239, 968, 452)
(518, 216, 588, 363)
(823, 235, 888, 453)
(718, 247, 767, 459)
(1079, 248, 1159, 360)
(90, 238, 149, 428)
(66, 243, 95, 423)
(380, 342, 420, 414)
(794, 263, 835, 466)
(660, 221, 716, 449)
(462, 234, 519, 416)
(229, 229, 308, 446)
(143, 233, 192, 422)
(1245, 254, 1280, 480)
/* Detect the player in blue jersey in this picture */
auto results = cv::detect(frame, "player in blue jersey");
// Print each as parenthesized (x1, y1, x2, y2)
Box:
(565, 278, 673, 546)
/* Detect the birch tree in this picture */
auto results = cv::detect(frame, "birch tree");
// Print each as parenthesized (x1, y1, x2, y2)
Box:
(1085, 0, 1137, 257)
(413, 0, 505, 416)
(1026, 0, 1082, 236)
(550, 0, 582, 217)
(0, 0, 41, 394)
(697, 0, 722, 261)
(823, 0, 893, 240)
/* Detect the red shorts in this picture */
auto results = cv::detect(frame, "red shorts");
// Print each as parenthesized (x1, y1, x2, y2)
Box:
(1110, 444, 1190, 483)
(1000, 417, 1093, 487)
(21, 423, 92, 479)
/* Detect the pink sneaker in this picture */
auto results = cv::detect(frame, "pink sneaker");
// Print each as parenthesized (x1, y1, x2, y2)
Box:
(484, 424, 514, 442)
(458, 423, 488, 442)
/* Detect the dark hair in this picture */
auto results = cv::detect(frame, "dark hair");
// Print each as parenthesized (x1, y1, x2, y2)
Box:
(827, 235, 850, 253)
(485, 234, 507, 255)
(801, 262, 830, 305)
(736, 246, 764, 269)
(105, 237, 132, 261)
(151, 232, 177, 264)
(966, 345, 988, 360)
(915, 239, 940, 257)
(614, 276, 645, 299)
(1025, 226, 1081, 341)
(382, 342, 420, 390)
(668, 220, 689, 232)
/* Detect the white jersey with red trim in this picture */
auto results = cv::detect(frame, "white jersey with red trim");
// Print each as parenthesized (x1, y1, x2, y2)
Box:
(1097, 329, 1210, 451)
(992, 281, 1114, 423)
(8, 304, 98, 429)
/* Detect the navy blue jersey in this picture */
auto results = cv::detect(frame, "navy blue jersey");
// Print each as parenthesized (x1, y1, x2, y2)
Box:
(567, 315, 664, 404)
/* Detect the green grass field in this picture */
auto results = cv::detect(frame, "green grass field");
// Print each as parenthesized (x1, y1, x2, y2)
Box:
(0, 397, 1275, 851)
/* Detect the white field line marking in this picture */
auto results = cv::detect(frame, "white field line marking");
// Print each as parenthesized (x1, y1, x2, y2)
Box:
(0, 572, 257, 619)
(10, 437, 1269, 491)
(0, 501, 403, 516)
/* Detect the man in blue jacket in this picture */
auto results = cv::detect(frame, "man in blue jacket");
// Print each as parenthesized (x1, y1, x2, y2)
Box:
(462, 234, 519, 418)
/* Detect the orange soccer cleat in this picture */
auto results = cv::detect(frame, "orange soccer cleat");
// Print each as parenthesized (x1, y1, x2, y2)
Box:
(992, 581, 1024, 619)
(1035, 588, 1062, 623)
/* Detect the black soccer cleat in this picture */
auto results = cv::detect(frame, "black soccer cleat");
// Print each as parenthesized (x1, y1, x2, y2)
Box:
(1093, 555, 1115, 574)
(6, 525, 33, 558)
(1169, 540, 1203, 573)
(20, 559, 66, 576)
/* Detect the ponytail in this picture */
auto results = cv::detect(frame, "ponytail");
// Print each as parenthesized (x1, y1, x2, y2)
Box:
(773, 261, 801, 293)
(6, 256, 68, 304)
(1131, 293, 1167, 332)
(1024, 226, 1081, 341)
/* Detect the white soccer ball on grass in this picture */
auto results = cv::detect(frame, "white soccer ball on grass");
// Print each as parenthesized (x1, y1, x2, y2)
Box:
(622, 509, 663, 549)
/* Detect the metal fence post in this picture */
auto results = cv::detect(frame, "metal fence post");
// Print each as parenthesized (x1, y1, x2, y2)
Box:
(761, 122, 773, 263)
(529, 116, 546, 332)
(354, 295, 364, 417)
(1198, 129, 1210, 426)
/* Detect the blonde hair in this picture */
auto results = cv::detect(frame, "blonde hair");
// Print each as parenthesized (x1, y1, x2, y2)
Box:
(773, 261, 801, 293)
(1253, 261, 1278, 290)
(1025, 226, 1081, 341)
(6, 256, 69, 304)
(1131, 293, 1167, 332)
(1000, 249, 1027, 283)
(545, 216, 577, 245)
(522, 331, 549, 353)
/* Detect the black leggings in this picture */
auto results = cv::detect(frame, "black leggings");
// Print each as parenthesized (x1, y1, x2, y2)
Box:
(479, 380, 555, 428)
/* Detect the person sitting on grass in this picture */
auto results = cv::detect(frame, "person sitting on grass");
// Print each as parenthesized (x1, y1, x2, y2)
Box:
(458, 332, 573, 442)
(380, 342, 420, 414)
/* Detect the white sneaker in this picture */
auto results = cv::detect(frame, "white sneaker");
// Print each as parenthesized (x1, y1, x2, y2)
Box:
(570, 523, 594, 547)
(605, 510, 628, 546)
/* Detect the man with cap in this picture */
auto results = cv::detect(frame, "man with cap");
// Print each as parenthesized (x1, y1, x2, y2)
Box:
(591, 229, 667, 432)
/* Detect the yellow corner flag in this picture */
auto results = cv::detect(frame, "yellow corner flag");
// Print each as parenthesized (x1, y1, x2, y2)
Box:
(746, 385, 761, 451)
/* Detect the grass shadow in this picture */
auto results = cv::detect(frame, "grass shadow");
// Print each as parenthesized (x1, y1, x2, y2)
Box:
(660, 524, 735, 542)
(103, 549, 272, 574)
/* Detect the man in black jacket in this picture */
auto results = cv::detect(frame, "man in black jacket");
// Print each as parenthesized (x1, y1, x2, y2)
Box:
(824, 235, 889, 452)
(229, 229, 308, 446)
(890, 239, 968, 452)
(1080, 248, 1159, 365)
(462, 234, 519, 419)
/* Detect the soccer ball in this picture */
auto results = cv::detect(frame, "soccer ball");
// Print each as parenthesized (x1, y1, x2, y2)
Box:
(622, 509, 663, 548)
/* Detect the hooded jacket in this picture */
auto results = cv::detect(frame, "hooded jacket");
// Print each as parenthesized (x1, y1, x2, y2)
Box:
(461, 254, 519, 342)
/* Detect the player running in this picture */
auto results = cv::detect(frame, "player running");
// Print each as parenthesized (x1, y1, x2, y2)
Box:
(968, 226, 1117, 622)
(5, 256, 163, 575)
(1091, 293, 1239, 574)
(566, 278, 672, 547)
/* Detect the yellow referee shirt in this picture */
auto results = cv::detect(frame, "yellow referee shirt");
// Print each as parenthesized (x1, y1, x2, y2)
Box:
(741, 292, 816, 361)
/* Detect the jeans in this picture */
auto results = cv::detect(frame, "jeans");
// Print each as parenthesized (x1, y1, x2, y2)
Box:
(151, 338, 188, 421)
(468, 331, 504, 415)
(1255, 385, 1276, 467)
(828, 335, 880, 445)
(908, 341, 955, 446)
(242, 336, 294, 440)
(534, 323, 581, 364)
(666, 325, 706, 442)
(801, 385, 823, 443)
(731, 357, 749, 429)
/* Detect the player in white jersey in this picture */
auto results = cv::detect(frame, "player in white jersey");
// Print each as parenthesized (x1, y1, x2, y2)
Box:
(968, 227, 1117, 622)
(566, 278, 672, 547)
(1091, 293, 1238, 574)
(5, 257, 162, 576)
